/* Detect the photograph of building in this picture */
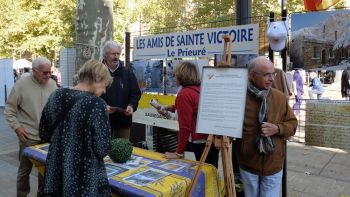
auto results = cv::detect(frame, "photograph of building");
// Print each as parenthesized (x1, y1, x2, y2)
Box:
(290, 10, 350, 70)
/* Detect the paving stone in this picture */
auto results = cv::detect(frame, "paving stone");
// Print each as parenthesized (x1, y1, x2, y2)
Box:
(321, 162, 350, 182)
(287, 142, 335, 175)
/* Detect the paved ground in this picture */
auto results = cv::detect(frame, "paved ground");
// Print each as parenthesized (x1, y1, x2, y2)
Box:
(0, 78, 349, 197)
(0, 107, 38, 197)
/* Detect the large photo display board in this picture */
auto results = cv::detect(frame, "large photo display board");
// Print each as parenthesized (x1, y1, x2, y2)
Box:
(196, 67, 247, 138)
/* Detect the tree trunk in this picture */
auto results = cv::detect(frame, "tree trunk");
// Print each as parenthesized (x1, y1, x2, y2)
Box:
(75, 0, 113, 72)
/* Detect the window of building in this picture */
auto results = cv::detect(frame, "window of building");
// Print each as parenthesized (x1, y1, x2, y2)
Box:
(313, 46, 318, 58)
(329, 48, 334, 58)
(341, 49, 346, 58)
(335, 31, 337, 40)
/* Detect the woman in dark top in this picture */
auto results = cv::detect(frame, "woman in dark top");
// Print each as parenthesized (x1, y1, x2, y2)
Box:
(39, 60, 113, 197)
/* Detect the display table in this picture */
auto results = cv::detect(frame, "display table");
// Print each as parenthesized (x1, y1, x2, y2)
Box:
(24, 143, 224, 197)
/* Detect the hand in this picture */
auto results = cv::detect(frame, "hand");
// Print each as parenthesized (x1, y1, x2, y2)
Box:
(157, 107, 168, 116)
(261, 122, 279, 137)
(106, 105, 115, 114)
(125, 105, 133, 116)
(163, 152, 183, 159)
(15, 127, 29, 143)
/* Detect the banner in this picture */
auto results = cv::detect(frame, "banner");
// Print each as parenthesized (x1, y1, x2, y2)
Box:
(304, 0, 341, 11)
(0, 59, 14, 106)
(133, 24, 259, 60)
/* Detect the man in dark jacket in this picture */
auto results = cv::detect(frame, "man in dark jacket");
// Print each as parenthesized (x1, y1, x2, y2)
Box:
(101, 41, 141, 139)
(235, 56, 297, 197)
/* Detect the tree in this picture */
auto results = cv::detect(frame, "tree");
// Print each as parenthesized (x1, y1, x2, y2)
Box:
(75, 0, 113, 71)
(0, 0, 76, 61)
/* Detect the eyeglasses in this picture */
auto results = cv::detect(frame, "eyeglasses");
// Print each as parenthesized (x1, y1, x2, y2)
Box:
(33, 68, 51, 75)
(254, 71, 277, 78)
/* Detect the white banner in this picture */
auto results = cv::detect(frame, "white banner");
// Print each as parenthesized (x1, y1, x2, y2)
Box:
(0, 59, 14, 106)
(133, 24, 259, 60)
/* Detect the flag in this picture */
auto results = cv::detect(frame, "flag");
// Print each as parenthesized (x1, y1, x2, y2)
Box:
(304, 0, 342, 11)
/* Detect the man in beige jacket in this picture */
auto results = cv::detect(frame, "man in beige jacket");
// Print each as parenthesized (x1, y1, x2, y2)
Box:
(4, 56, 57, 197)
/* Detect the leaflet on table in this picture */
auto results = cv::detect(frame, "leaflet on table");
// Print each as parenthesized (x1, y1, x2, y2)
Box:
(109, 106, 127, 113)
(123, 168, 170, 186)
(104, 155, 156, 170)
(155, 160, 196, 172)
(105, 163, 128, 178)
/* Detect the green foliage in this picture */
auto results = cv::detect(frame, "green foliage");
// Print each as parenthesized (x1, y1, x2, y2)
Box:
(0, 0, 76, 59)
(109, 138, 133, 163)
(285, 0, 304, 13)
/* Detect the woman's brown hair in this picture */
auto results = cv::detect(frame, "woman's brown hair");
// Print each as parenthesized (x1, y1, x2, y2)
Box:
(174, 61, 200, 86)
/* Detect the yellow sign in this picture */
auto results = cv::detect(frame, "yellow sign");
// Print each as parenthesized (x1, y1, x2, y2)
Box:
(133, 93, 178, 130)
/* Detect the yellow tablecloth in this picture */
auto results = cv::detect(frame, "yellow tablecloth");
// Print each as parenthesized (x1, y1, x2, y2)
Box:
(24, 143, 224, 197)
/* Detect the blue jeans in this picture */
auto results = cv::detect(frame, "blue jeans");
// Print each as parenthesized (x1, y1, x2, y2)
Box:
(239, 168, 283, 197)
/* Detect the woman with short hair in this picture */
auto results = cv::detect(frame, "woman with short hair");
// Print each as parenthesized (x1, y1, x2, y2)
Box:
(39, 59, 113, 197)
(158, 61, 219, 168)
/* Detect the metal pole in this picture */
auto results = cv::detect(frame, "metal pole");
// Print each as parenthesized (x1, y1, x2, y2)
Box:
(125, 32, 131, 68)
(282, 9, 288, 197)
(236, 0, 252, 25)
(269, 12, 275, 62)
(281, 9, 287, 71)
(4, 85, 7, 103)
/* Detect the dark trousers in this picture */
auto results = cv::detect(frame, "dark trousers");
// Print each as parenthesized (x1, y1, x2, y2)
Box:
(17, 139, 44, 197)
(186, 142, 219, 168)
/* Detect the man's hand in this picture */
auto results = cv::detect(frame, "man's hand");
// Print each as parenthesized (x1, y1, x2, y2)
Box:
(261, 122, 279, 137)
(125, 105, 133, 116)
(15, 127, 29, 143)
(106, 105, 115, 114)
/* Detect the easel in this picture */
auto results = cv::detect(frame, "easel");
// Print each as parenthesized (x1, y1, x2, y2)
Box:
(186, 35, 236, 197)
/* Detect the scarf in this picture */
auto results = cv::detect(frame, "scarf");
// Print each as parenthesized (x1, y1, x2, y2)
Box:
(247, 81, 275, 154)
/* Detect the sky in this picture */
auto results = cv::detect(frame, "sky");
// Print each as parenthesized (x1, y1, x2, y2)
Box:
(291, 9, 350, 32)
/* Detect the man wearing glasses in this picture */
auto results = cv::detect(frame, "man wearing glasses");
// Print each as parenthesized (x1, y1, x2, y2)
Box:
(234, 56, 297, 197)
(4, 56, 57, 197)
(101, 41, 141, 140)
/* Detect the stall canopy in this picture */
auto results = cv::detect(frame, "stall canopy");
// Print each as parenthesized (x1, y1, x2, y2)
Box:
(13, 59, 31, 70)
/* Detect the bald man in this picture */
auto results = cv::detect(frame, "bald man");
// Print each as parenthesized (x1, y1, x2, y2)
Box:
(235, 56, 297, 197)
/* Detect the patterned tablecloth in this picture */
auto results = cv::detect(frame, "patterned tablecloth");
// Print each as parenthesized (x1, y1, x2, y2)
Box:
(24, 143, 224, 197)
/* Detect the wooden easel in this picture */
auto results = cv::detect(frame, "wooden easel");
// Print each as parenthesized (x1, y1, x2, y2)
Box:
(186, 35, 236, 197)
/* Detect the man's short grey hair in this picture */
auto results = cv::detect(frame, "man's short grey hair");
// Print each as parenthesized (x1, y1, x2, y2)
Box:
(102, 41, 122, 58)
(248, 56, 270, 73)
(32, 56, 51, 69)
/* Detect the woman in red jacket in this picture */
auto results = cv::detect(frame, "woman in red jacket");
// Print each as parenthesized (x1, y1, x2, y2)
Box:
(159, 61, 219, 168)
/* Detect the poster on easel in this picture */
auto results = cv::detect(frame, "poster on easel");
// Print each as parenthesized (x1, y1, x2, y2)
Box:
(196, 66, 248, 138)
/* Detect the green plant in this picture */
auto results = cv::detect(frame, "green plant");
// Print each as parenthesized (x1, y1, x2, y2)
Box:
(109, 138, 133, 163)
